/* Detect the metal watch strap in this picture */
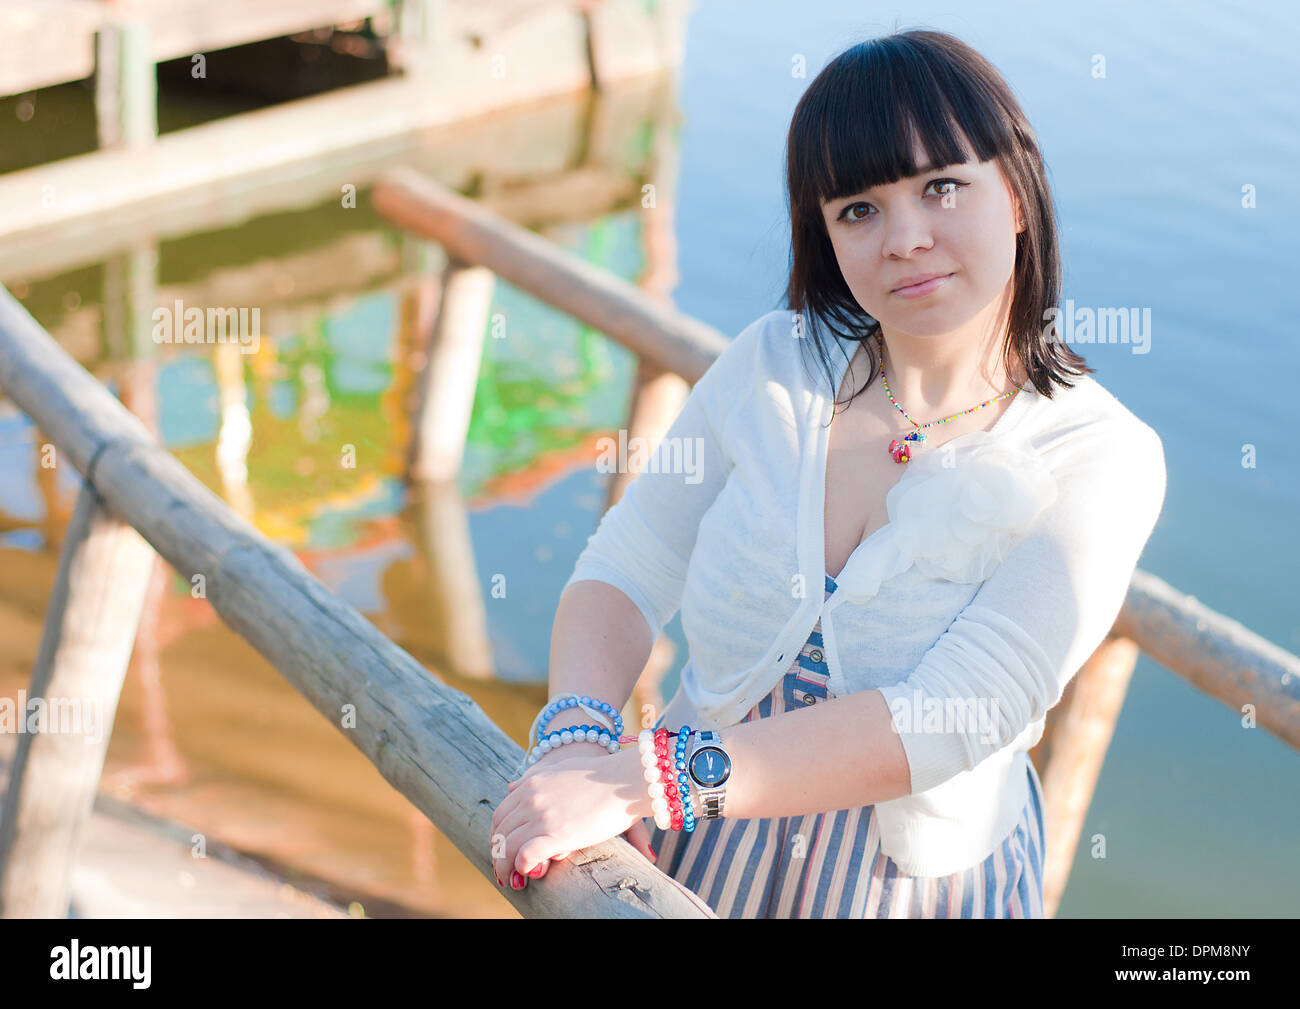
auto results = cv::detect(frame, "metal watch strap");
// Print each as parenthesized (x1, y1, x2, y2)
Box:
(690, 729, 728, 820)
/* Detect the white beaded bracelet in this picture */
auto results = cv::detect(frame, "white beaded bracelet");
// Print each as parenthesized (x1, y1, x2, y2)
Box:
(638, 729, 672, 831)
(524, 722, 615, 768)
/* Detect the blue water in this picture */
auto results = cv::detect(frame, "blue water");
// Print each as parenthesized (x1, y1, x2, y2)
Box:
(642, 0, 1299, 917)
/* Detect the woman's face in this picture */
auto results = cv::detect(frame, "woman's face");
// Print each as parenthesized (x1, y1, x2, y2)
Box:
(819, 135, 1024, 339)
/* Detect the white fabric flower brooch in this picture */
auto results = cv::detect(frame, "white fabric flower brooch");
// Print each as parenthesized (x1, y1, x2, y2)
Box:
(834, 431, 1058, 601)
(890, 431, 1058, 582)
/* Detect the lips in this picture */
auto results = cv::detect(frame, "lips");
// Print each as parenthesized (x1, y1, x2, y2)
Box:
(892, 272, 954, 293)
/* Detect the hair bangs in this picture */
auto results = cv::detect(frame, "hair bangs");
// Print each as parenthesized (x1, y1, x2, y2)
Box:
(805, 41, 1017, 208)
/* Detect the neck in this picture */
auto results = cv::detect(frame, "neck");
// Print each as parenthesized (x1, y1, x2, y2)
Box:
(876, 301, 1023, 419)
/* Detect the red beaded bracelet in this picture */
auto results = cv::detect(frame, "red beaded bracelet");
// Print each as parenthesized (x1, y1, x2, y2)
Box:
(655, 728, 685, 831)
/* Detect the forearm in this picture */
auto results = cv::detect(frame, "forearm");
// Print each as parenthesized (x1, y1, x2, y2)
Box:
(625, 689, 914, 821)
(720, 689, 911, 818)
(542, 579, 653, 743)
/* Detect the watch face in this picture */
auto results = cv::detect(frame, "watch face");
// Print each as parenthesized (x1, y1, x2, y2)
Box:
(689, 746, 731, 787)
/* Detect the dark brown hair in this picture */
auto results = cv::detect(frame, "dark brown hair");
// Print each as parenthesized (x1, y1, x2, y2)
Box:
(782, 29, 1091, 417)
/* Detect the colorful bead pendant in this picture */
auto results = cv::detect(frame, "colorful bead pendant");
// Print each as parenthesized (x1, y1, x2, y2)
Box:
(888, 430, 926, 464)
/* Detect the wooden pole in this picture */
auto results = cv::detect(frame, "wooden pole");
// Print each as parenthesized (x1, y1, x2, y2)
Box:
(388, 0, 444, 77)
(410, 479, 496, 681)
(0, 285, 715, 918)
(407, 259, 495, 483)
(95, 18, 157, 150)
(106, 243, 189, 795)
(607, 361, 686, 728)
(0, 483, 156, 917)
(1029, 634, 1140, 919)
(1114, 568, 1300, 749)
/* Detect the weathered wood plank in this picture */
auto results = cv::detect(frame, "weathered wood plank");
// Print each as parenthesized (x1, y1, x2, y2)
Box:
(0, 483, 156, 918)
(0, 71, 670, 284)
(1113, 568, 1300, 750)
(139, 0, 387, 64)
(372, 168, 730, 382)
(0, 1, 102, 96)
(94, 17, 157, 150)
(408, 260, 494, 482)
(0, 285, 716, 918)
(1028, 635, 1140, 919)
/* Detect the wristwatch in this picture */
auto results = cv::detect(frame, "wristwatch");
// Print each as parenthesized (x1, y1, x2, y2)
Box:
(685, 729, 732, 819)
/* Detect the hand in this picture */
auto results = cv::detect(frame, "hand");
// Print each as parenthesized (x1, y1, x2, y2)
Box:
(490, 746, 652, 890)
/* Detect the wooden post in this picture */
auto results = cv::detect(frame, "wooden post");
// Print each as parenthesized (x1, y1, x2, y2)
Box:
(214, 340, 256, 521)
(399, 246, 495, 680)
(407, 258, 495, 483)
(651, 0, 692, 70)
(95, 18, 157, 150)
(105, 243, 189, 795)
(613, 81, 687, 732)
(410, 479, 495, 681)
(388, 0, 444, 77)
(606, 361, 689, 730)
(1028, 634, 1140, 919)
(0, 483, 156, 918)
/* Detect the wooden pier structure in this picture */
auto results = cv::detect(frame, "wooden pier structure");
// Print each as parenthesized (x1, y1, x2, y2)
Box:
(3, 167, 1299, 914)
(0, 0, 1297, 920)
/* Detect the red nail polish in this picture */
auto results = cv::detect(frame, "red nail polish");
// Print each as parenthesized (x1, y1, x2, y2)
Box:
(511, 871, 526, 889)
(527, 863, 546, 878)
(494, 869, 503, 886)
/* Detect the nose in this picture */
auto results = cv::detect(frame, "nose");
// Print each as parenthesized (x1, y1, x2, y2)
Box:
(880, 204, 935, 262)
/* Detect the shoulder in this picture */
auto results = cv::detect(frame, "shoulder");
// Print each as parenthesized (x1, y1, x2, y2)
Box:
(1024, 373, 1164, 470)
(1024, 373, 1167, 521)
(725, 308, 796, 360)
(698, 308, 795, 387)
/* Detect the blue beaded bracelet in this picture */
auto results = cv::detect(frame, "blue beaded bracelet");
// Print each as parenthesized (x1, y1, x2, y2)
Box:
(675, 723, 696, 832)
(532, 694, 624, 751)
(515, 693, 626, 776)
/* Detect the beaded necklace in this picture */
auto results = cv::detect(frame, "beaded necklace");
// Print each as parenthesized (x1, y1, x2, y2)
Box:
(876, 332, 1019, 464)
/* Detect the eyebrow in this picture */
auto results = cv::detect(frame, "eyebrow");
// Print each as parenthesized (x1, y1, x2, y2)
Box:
(832, 163, 959, 209)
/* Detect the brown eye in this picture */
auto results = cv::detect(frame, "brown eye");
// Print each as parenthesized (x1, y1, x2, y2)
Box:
(928, 178, 970, 199)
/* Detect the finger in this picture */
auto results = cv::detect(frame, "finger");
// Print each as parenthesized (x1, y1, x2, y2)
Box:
(496, 823, 537, 890)
(507, 756, 551, 790)
(525, 857, 552, 880)
(516, 834, 565, 879)
(489, 803, 524, 881)
(493, 804, 536, 854)
(492, 784, 539, 848)
(506, 767, 540, 790)
(623, 819, 657, 862)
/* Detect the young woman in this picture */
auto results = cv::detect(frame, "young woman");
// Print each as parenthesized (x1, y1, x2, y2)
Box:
(489, 29, 1166, 918)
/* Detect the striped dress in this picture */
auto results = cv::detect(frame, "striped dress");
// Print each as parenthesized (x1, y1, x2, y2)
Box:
(645, 573, 1047, 919)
